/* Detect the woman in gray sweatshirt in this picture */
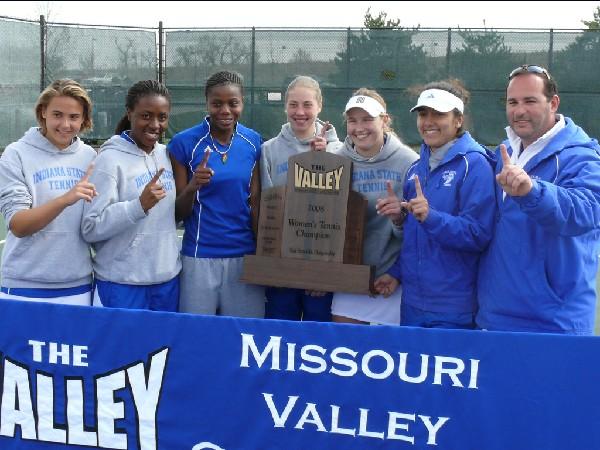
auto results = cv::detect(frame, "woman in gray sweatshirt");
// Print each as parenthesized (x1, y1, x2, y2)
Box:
(0, 79, 97, 305)
(332, 88, 418, 325)
(81, 80, 181, 311)
(260, 75, 342, 322)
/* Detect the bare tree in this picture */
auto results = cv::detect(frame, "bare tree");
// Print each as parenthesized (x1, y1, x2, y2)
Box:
(115, 37, 135, 70)
(291, 48, 312, 64)
(38, 1, 71, 82)
(35, 1, 62, 20)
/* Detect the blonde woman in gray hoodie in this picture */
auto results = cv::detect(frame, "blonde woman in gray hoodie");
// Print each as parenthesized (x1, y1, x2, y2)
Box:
(0, 79, 97, 305)
(332, 88, 418, 325)
(260, 75, 342, 321)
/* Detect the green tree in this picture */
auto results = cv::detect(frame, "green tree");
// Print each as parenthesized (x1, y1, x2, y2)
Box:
(447, 29, 518, 144)
(582, 6, 600, 29)
(450, 29, 516, 90)
(330, 8, 428, 88)
(553, 7, 600, 91)
(363, 8, 401, 28)
(550, 6, 600, 137)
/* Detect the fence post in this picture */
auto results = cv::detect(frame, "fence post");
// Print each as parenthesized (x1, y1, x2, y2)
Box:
(40, 15, 46, 92)
(158, 21, 164, 83)
(548, 28, 554, 72)
(345, 27, 351, 87)
(446, 27, 452, 78)
(250, 27, 256, 128)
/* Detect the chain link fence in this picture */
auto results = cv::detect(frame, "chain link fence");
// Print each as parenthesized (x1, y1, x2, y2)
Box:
(2, 15, 600, 149)
(0, 17, 40, 146)
(43, 22, 156, 138)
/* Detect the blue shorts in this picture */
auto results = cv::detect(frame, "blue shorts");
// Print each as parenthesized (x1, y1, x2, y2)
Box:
(401, 303, 476, 329)
(94, 277, 179, 312)
(265, 287, 332, 322)
(0, 284, 91, 298)
(0, 284, 92, 306)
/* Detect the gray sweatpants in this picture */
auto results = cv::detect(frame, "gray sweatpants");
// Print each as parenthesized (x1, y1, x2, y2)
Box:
(179, 255, 265, 318)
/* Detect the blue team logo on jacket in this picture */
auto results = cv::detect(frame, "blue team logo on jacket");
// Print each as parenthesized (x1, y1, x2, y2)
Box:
(441, 170, 456, 187)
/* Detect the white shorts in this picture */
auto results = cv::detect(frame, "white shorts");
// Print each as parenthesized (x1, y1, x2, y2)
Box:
(331, 286, 402, 325)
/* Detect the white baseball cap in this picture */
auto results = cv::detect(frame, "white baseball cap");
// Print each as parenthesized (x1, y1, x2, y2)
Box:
(344, 95, 386, 117)
(410, 89, 464, 114)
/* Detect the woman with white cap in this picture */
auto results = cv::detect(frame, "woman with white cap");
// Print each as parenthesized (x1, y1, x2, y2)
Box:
(331, 88, 417, 325)
(374, 79, 496, 329)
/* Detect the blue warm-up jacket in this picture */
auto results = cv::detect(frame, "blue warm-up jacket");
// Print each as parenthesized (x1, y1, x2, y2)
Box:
(477, 118, 600, 335)
(388, 132, 496, 313)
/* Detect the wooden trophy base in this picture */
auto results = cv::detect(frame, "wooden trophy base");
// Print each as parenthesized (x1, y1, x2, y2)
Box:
(241, 255, 373, 295)
(244, 152, 372, 295)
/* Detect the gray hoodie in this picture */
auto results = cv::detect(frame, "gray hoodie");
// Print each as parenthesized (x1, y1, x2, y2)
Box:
(0, 127, 96, 288)
(334, 133, 418, 276)
(260, 119, 342, 189)
(81, 135, 181, 284)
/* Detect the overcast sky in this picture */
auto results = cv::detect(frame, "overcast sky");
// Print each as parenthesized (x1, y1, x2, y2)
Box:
(0, 1, 598, 29)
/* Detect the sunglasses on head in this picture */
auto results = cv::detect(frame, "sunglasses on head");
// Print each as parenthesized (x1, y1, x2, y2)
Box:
(508, 65, 551, 80)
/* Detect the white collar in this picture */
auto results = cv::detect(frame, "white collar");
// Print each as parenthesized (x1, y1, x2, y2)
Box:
(505, 114, 565, 169)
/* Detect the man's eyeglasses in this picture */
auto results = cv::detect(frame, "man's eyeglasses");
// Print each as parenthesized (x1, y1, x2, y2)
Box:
(508, 65, 551, 80)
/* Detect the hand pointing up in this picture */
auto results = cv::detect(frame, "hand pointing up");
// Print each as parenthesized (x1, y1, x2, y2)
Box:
(140, 168, 166, 213)
(402, 175, 429, 223)
(310, 121, 331, 152)
(193, 148, 214, 189)
(375, 180, 407, 225)
(64, 163, 98, 204)
(496, 144, 533, 197)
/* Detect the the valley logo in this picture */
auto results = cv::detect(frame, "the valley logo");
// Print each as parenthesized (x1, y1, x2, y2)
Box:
(0, 346, 169, 449)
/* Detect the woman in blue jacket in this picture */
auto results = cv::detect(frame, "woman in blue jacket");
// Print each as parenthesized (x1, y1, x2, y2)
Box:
(374, 79, 496, 329)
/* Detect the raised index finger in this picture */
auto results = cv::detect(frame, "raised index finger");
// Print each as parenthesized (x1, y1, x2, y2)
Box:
(319, 121, 330, 138)
(414, 175, 424, 198)
(386, 180, 395, 197)
(150, 167, 165, 185)
(200, 148, 211, 168)
(500, 144, 511, 167)
(81, 163, 95, 182)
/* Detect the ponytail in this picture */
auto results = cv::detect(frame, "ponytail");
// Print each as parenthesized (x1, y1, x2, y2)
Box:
(115, 113, 130, 135)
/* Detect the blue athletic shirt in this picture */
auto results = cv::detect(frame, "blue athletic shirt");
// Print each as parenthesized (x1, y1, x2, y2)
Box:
(168, 117, 262, 258)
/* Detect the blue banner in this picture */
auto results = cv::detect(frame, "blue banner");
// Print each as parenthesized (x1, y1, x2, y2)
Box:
(0, 299, 599, 449)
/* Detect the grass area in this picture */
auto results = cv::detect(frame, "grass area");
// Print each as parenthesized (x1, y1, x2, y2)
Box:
(0, 214, 599, 333)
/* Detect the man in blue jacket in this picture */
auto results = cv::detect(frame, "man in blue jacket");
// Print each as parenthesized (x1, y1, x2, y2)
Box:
(477, 65, 600, 335)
